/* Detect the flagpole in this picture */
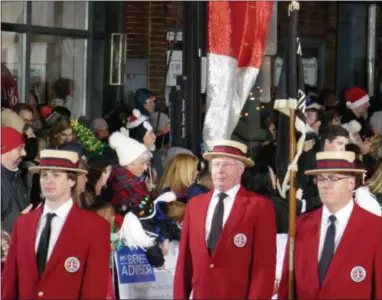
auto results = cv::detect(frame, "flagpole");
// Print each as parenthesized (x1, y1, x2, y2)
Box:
(287, 1, 299, 299)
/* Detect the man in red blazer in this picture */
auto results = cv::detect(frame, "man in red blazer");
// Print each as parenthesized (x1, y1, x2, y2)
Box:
(174, 140, 276, 299)
(278, 151, 382, 299)
(2, 149, 111, 299)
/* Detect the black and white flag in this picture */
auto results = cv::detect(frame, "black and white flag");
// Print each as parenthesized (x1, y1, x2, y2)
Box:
(274, 19, 306, 199)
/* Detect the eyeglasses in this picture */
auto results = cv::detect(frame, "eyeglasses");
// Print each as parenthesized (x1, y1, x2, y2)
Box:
(211, 162, 238, 169)
(314, 176, 350, 185)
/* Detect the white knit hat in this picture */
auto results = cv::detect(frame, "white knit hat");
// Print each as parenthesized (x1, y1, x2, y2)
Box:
(109, 131, 152, 166)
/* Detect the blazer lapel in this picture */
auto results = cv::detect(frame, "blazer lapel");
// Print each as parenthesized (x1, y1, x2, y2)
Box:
(26, 207, 43, 282)
(322, 205, 363, 285)
(213, 187, 248, 256)
(197, 191, 213, 256)
(301, 208, 321, 293)
(42, 205, 79, 279)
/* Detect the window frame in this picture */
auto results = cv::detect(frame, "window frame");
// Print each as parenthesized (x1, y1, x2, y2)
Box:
(1, 1, 93, 117)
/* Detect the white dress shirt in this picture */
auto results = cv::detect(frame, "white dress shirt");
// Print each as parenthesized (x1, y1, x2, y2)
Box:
(317, 200, 354, 261)
(205, 184, 240, 241)
(35, 199, 73, 262)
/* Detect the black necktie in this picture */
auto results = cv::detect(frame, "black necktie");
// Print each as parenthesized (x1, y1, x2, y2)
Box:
(319, 215, 336, 286)
(207, 192, 228, 255)
(36, 213, 56, 277)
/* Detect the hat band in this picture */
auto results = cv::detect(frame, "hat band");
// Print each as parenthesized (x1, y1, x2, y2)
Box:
(212, 145, 246, 157)
(316, 159, 355, 170)
(39, 157, 79, 170)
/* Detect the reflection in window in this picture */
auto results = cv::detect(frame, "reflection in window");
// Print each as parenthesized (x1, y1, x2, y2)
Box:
(1, 32, 25, 106)
(30, 35, 87, 117)
(1, 1, 26, 24)
(31, 1, 88, 30)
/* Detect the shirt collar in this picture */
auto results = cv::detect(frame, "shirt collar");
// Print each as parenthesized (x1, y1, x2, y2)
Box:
(42, 198, 74, 220)
(322, 200, 354, 225)
(213, 184, 241, 199)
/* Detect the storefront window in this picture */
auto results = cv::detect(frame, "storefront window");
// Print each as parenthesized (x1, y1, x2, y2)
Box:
(30, 35, 87, 117)
(1, 32, 26, 105)
(31, 2, 88, 30)
(1, 1, 26, 24)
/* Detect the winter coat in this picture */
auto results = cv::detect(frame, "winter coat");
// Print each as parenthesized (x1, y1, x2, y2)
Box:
(1, 165, 30, 233)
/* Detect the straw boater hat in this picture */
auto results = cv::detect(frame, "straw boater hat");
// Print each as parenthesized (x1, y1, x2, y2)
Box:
(203, 140, 254, 167)
(305, 151, 365, 175)
(29, 149, 87, 174)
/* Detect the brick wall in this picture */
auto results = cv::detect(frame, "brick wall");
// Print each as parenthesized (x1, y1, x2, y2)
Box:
(124, 1, 182, 105)
(126, 2, 382, 96)
(277, 1, 338, 90)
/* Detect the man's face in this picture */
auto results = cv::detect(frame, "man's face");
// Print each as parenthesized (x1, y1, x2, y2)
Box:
(315, 172, 355, 208)
(58, 128, 74, 144)
(144, 97, 156, 113)
(143, 130, 156, 151)
(324, 136, 348, 151)
(1, 144, 26, 169)
(40, 170, 75, 201)
(19, 109, 34, 126)
(305, 111, 318, 127)
(211, 157, 244, 192)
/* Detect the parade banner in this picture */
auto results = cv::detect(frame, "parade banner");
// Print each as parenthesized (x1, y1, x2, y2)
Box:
(115, 241, 179, 299)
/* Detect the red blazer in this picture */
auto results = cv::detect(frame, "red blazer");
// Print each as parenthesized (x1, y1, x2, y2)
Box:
(174, 186, 276, 299)
(2, 204, 111, 299)
(278, 204, 382, 299)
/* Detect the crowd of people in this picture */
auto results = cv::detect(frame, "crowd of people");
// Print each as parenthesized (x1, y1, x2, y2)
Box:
(1, 82, 382, 299)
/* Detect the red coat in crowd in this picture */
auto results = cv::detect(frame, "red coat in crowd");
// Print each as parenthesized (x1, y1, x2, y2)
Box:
(278, 204, 382, 299)
(2, 205, 111, 299)
(174, 186, 276, 299)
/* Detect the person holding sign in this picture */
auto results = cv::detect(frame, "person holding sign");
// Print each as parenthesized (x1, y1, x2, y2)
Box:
(2, 150, 111, 299)
(174, 140, 277, 299)
(278, 151, 382, 299)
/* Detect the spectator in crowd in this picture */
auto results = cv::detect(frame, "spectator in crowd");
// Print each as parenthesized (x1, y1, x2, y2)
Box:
(2, 149, 111, 299)
(125, 109, 156, 151)
(150, 111, 171, 179)
(134, 88, 156, 117)
(305, 108, 324, 137)
(354, 132, 382, 216)
(278, 151, 382, 299)
(13, 103, 35, 127)
(156, 153, 209, 203)
(49, 119, 74, 149)
(242, 163, 289, 233)
(105, 131, 153, 226)
(317, 88, 338, 109)
(51, 77, 74, 112)
(27, 89, 42, 130)
(1, 127, 32, 233)
(92, 118, 109, 142)
(174, 140, 276, 299)
(297, 125, 349, 212)
(103, 100, 132, 134)
(341, 86, 374, 139)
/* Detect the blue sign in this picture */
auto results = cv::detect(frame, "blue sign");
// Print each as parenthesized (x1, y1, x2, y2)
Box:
(116, 247, 156, 284)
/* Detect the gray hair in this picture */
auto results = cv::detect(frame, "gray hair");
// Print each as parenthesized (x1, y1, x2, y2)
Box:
(133, 150, 152, 164)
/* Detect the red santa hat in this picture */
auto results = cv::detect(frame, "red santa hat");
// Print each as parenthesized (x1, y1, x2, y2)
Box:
(345, 87, 369, 109)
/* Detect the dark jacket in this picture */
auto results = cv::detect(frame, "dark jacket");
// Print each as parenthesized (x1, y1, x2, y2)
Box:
(1, 165, 30, 233)
(341, 108, 374, 139)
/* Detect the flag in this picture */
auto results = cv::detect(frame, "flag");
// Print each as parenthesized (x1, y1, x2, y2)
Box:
(203, 1, 273, 151)
(274, 5, 306, 199)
